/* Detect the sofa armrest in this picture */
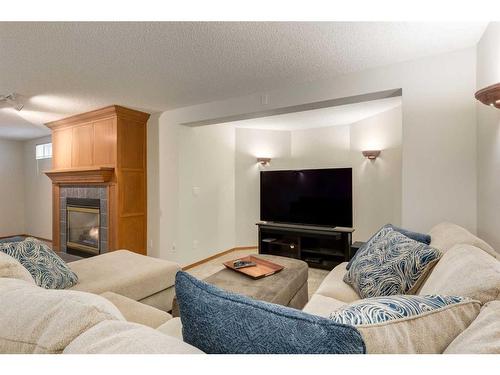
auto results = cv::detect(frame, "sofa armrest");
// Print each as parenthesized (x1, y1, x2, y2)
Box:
(101, 291, 171, 329)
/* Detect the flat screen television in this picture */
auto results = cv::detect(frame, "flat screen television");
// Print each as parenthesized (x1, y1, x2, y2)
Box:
(260, 168, 352, 227)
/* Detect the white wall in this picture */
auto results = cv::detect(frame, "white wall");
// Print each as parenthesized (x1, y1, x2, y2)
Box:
(235, 128, 292, 246)
(147, 114, 161, 257)
(476, 22, 500, 253)
(174, 124, 236, 265)
(233, 107, 402, 245)
(174, 106, 401, 263)
(291, 125, 351, 169)
(23, 136, 53, 239)
(350, 107, 402, 241)
(158, 47, 477, 263)
(0, 138, 25, 237)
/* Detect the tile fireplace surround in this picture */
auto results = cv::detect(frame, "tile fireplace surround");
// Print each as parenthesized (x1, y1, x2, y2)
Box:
(60, 185, 108, 254)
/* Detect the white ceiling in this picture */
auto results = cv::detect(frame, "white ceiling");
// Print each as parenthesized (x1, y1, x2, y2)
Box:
(0, 22, 487, 140)
(229, 96, 402, 130)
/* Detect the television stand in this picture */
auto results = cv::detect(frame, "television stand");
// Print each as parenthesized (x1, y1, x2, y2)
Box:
(257, 222, 354, 270)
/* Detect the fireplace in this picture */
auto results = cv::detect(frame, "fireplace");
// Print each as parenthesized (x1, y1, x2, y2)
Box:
(66, 198, 100, 255)
(44, 106, 150, 255)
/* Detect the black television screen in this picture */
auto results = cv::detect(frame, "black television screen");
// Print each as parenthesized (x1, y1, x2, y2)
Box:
(260, 168, 352, 227)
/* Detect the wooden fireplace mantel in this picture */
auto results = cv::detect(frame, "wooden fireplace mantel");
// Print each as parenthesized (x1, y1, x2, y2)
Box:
(45, 105, 149, 255)
(45, 167, 115, 184)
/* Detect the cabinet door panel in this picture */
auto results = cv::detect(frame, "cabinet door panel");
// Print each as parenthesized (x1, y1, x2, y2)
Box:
(118, 120, 145, 169)
(93, 118, 116, 166)
(52, 128, 72, 169)
(71, 124, 94, 167)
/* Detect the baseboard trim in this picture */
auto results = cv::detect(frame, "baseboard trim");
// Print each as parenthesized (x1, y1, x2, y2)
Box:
(182, 246, 258, 271)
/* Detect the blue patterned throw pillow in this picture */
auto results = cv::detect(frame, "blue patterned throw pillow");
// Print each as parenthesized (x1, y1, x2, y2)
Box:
(0, 238, 78, 289)
(344, 228, 441, 298)
(175, 271, 366, 354)
(0, 236, 25, 244)
(327, 294, 480, 353)
(347, 224, 431, 270)
(329, 295, 468, 325)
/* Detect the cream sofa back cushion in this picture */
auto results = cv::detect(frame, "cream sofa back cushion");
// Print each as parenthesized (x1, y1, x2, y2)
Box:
(0, 252, 35, 284)
(329, 295, 480, 354)
(0, 278, 125, 353)
(429, 222, 499, 259)
(314, 262, 360, 303)
(419, 244, 500, 304)
(444, 301, 500, 354)
(64, 320, 203, 354)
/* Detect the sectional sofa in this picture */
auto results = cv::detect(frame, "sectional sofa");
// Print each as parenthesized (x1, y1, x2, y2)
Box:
(301, 222, 500, 353)
(160, 222, 500, 354)
(1, 222, 499, 353)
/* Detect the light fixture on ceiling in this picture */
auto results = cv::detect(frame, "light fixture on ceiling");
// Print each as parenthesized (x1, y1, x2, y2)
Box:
(475, 83, 500, 109)
(257, 157, 271, 166)
(0, 93, 24, 111)
(362, 150, 381, 160)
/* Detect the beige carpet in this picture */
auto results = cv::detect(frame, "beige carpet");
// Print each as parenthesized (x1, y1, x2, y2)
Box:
(186, 248, 329, 300)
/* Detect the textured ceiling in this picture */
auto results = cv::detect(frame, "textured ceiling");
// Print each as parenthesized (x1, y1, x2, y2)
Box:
(229, 97, 402, 130)
(0, 22, 487, 140)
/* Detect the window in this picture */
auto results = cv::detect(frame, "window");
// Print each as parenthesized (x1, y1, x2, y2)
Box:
(36, 143, 52, 160)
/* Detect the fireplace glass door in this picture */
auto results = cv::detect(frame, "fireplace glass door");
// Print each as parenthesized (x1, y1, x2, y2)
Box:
(67, 206, 100, 255)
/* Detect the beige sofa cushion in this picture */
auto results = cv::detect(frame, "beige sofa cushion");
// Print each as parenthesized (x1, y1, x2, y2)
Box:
(314, 262, 360, 302)
(0, 277, 124, 354)
(101, 291, 172, 328)
(419, 244, 500, 304)
(429, 222, 499, 259)
(351, 298, 481, 354)
(139, 286, 176, 312)
(69, 250, 180, 300)
(302, 294, 349, 318)
(0, 252, 35, 284)
(444, 301, 500, 354)
(157, 317, 183, 340)
(64, 320, 203, 354)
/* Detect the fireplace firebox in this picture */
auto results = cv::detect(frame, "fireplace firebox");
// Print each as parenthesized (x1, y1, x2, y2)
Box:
(66, 198, 100, 255)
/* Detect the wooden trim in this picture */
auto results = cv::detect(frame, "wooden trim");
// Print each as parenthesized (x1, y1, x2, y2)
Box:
(144, 115, 148, 256)
(46, 105, 149, 256)
(182, 246, 258, 270)
(52, 184, 60, 251)
(120, 212, 145, 218)
(46, 166, 115, 173)
(108, 184, 117, 251)
(45, 167, 115, 184)
(46, 105, 150, 129)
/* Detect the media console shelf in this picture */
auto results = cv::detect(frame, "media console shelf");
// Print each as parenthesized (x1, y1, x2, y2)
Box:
(257, 222, 354, 270)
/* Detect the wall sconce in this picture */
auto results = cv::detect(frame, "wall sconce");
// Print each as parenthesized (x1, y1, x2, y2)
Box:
(257, 157, 271, 166)
(362, 150, 381, 160)
(475, 83, 500, 109)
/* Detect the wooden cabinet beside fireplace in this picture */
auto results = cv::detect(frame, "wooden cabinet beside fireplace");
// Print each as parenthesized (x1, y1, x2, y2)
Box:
(45, 105, 150, 255)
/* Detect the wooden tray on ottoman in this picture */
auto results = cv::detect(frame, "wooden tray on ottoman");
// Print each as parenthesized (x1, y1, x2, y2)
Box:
(223, 255, 284, 279)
